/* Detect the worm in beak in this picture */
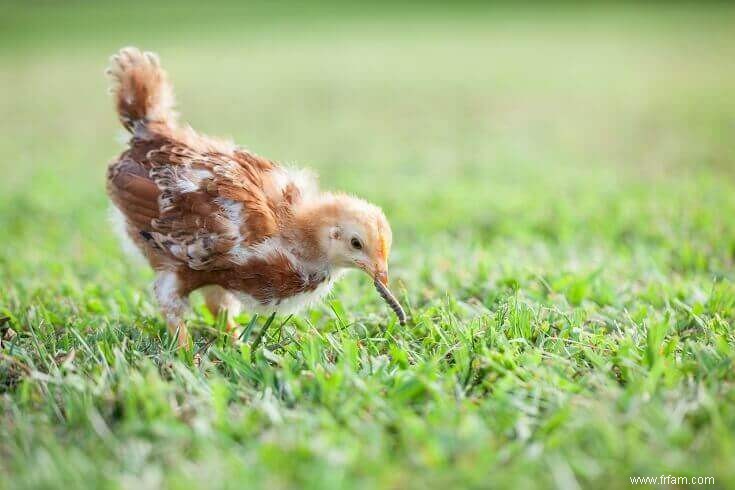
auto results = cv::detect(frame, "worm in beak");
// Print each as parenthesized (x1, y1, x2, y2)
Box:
(373, 277, 407, 326)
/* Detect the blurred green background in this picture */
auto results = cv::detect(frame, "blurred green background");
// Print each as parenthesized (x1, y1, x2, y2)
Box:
(1, 2, 735, 489)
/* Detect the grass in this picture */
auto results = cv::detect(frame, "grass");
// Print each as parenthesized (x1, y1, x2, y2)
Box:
(2, 2, 735, 488)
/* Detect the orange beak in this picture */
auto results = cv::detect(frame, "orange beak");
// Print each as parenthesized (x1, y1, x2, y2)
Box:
(374, 269, 388, 287)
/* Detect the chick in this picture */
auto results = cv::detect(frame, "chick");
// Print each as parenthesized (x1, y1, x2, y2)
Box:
(105, 47, 405, 347)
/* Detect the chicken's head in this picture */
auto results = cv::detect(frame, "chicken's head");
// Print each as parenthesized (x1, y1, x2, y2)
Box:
(318, 194, 406, 325)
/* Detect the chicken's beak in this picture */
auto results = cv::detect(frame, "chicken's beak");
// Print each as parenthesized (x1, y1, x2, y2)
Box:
(373, 269, 389, 287)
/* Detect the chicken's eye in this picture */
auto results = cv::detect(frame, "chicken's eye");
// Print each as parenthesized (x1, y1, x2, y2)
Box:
(350, 237, 363, 250)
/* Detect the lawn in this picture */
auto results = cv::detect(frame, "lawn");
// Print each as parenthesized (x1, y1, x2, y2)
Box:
(2, 2, 735, 489)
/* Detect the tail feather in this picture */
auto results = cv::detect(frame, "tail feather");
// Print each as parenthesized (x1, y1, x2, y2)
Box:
(106, 47, 176, 133)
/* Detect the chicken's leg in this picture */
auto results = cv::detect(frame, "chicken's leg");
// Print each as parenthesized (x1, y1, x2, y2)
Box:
(202, 285, 242, 342)
(154, 271, 191, 349)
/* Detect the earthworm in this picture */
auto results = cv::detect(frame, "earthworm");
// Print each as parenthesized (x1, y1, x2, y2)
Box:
(373, 279, 407, 326)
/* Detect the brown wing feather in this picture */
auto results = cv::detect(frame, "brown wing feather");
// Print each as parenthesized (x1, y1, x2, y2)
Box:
(107, 158, 160, 229)
(107, 135, 281, 271)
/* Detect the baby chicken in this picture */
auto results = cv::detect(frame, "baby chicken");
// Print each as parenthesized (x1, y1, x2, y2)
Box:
(105, 47, 405, 347)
